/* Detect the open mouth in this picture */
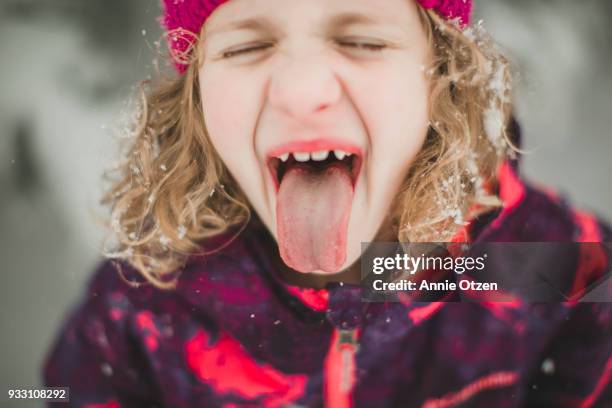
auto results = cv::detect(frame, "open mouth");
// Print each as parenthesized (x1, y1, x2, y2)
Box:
(267, 149, 363, 192)
(266, 142, 364, 273)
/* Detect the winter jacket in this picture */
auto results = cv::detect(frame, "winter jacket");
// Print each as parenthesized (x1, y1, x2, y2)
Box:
(43, 161, 612, 408)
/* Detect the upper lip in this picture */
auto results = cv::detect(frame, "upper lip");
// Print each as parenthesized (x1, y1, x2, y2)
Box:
(266, 139, 362, 159)
(265, 138, 364, 191)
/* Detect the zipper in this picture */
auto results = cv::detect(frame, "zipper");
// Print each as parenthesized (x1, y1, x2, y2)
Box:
(324, 328, 360, 408)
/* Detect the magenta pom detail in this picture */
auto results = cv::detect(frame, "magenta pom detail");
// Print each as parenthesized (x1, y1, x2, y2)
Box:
(417, 0, 472, 26)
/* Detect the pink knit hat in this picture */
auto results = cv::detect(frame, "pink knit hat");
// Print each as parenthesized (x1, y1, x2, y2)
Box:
(160, 0, 472, 74)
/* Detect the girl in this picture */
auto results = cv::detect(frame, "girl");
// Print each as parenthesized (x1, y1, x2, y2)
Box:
(44, 0, 611, 406)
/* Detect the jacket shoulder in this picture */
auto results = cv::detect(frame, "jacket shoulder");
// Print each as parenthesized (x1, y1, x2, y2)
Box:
(520, 182, 612, 242)
(43, 259, 161, 405)
(480, 163, 612, 242)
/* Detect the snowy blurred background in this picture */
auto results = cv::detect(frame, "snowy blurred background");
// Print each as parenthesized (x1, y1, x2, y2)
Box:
(0, 0, 611, 399)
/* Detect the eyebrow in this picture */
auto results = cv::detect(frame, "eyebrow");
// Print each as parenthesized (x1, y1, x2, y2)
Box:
(206, 16, 276, 37)
(206, 11, 386, 38)
(210, 16, 272, 34)
(327, 12, 384, 29)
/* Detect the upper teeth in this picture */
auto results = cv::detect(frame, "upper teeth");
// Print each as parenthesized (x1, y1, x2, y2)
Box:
(276, 150, 351, 162)
(333, 150, 347, 160)
(311, 150, 329, 161)
(294, 152, 310, 162)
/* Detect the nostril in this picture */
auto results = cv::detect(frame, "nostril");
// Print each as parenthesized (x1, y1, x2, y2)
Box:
(267, 61, 342, 120)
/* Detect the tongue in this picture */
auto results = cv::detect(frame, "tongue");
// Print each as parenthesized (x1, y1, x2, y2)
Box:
(276, 164, 354, 273)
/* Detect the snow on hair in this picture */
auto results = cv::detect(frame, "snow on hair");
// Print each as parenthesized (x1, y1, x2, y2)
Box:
(394, 9, 516, 244)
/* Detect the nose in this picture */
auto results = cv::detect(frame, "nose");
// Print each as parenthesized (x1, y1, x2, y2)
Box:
(268, 50, 342, 121)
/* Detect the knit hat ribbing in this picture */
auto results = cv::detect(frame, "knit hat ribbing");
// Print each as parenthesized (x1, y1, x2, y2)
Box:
(160, 0, 472, 73)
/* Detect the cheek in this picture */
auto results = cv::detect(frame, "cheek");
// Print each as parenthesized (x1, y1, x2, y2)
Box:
(199, 68, 272, 216)
(199, 69, 262, 177)
(360, 63, 430, 177)
(374, 69, 428, 149)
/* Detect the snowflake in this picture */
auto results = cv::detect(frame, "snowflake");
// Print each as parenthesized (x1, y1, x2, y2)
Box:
(177, 225, 187, 239)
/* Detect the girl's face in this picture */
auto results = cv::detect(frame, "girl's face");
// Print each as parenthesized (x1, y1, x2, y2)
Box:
(199, 0, 431, 275)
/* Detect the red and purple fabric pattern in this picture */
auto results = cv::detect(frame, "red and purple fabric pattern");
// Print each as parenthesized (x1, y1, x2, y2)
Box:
(44, 153, 611, 406)
(160, 0, 473, 73)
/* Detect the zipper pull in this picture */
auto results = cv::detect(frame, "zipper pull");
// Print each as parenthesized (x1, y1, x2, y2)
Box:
(338, 329, 359, 392)
(325, 328, 360, 408)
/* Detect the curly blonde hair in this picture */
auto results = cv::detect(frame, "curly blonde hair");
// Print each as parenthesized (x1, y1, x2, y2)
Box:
(101, 7, 516, 289)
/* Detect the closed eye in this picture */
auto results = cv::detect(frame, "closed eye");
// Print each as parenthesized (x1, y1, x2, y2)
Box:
(222, 42, 274, 59)
(335, 38, 387, 52)
(221, 38, 387, 59)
